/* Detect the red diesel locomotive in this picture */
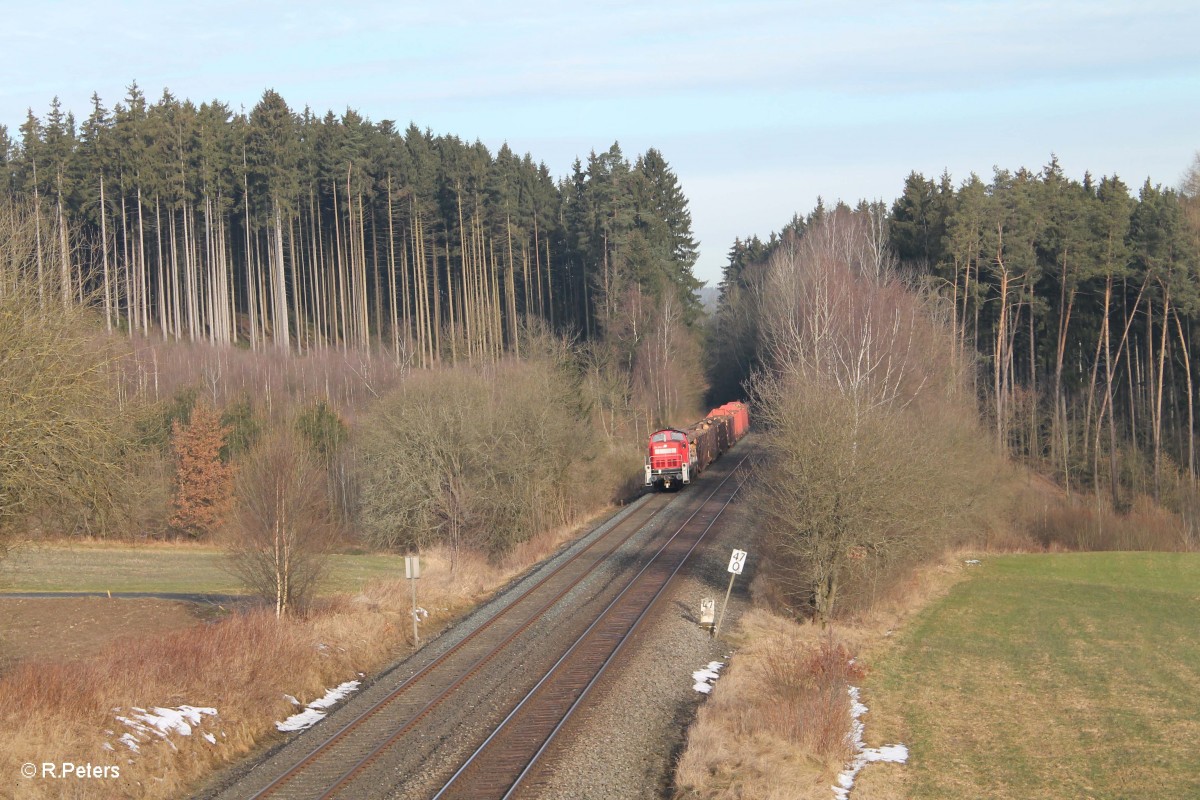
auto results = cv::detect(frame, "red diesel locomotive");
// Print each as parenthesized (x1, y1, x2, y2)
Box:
(644, 402, 749, 491)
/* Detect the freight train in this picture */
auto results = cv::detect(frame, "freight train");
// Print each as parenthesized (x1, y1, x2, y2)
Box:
(644, 402, 749, 491)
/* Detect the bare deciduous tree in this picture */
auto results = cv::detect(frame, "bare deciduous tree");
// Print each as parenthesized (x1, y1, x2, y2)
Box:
(1182, 151, 1200, 198)
(355, 347, 595, 569)
(1, 205, 123, 546)
(750, 207, 994, 622)
(228, 430, 336, 616)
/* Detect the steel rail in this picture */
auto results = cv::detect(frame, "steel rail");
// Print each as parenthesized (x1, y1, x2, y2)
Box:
(244, 493, 669, 800)
(503, 469, 747, 799)
(431, 454, 749, 800)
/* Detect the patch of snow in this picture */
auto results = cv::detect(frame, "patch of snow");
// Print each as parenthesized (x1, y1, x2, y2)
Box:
(692, 661, 724, 694)
(102, 742, 114, 752)
(114, 705, 218, 755)
(308, 680, 360, 710)
(276, 707, 328, 733)
(413, 606, 429, 621)
(203, 733, 217, 745)
(145, 705, 216, 737)
(832, 686, 908, 800)
(284, 694, 301, 706)
(964, 558, 982, 565)
(276, 680, 361, 732)
(869, 744, 909, 762)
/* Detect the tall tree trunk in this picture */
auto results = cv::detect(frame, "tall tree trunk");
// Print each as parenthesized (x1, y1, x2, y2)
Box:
(533, 217, 545, 320)
(31, 162, 45, 308)
(273, 206, 291, 350)
(505, 214, 518, 356)
(1152, 292, 1170, 499)
(120, 193, 131, 333)
(175, 206, 187, 341)
(154, 196, 167, 338)
(1028, 295, 1038, 465)
(546, 235, 554, 330)
(994, 261, 1010, 450)
(56, 179, 71, 309)
(1174, 309, 1196, 485)
(333, 179, 348, 351)
(1054, 283, 1077, 490)
(386, 178, 401, 362)
(445, 238, 457, 365)
(137, 186, 148, 336)
(243, 153, 257, 349)
(370, 202, 381, 350)
(288, 214, 303, 353)
(100, 175, 113, 332)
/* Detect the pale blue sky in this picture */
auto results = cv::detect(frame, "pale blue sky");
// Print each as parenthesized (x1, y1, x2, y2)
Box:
(4, 1, 1197, 286)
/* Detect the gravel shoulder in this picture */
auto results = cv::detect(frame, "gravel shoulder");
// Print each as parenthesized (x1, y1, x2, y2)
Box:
(515, 487, 755, 800)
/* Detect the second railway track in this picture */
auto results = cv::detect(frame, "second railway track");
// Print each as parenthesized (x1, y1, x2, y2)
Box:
(200, 443, 752, 800)
(434, 453, 748, 800)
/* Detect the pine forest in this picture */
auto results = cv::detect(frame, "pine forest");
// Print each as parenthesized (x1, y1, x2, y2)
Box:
(714, 158, 1200, 515)
(1, 85, 700, 367)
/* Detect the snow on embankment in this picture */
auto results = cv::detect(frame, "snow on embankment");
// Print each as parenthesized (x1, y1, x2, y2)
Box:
(832, 686, 908, 799)
(276, 680, 361, 732)
(692, 661, 723, 694)
(111, 705, 220, 753)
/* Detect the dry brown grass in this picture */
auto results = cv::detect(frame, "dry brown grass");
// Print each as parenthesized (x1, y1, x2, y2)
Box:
(1, 609, 361, 799)
(0, 506, 622, 800)
(675, 553, 976, 800)
(674, 610, 857, 800)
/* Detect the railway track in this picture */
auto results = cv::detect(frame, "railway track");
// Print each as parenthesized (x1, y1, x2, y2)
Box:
(206, 448, 749, 800)
(434, 457, 746, 799)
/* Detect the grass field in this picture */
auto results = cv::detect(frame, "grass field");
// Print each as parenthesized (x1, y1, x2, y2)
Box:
(863, 552, 1200, 799)
(0, 542, 412, 595)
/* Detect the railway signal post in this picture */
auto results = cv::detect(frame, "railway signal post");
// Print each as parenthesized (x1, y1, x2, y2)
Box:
(406, 555, 421, 646)
(714, 548, 747, 638)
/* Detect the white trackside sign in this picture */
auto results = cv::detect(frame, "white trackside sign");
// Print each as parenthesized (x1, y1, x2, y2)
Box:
(727, 549, 747, 575)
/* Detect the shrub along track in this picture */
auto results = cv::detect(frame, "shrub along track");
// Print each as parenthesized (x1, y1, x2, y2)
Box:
(196, 447, 750, 800)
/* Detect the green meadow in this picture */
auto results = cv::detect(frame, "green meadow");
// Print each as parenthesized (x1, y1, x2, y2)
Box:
(0, 543, 411, 595)
(869, 553, 1200, 799)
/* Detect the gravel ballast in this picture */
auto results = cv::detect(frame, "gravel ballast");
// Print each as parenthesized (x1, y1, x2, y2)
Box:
(514, 487, 754, 800)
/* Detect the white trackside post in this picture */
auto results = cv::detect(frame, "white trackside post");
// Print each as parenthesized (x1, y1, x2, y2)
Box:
(714, 549, 747, 638)
(405, 555, 421, 647)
